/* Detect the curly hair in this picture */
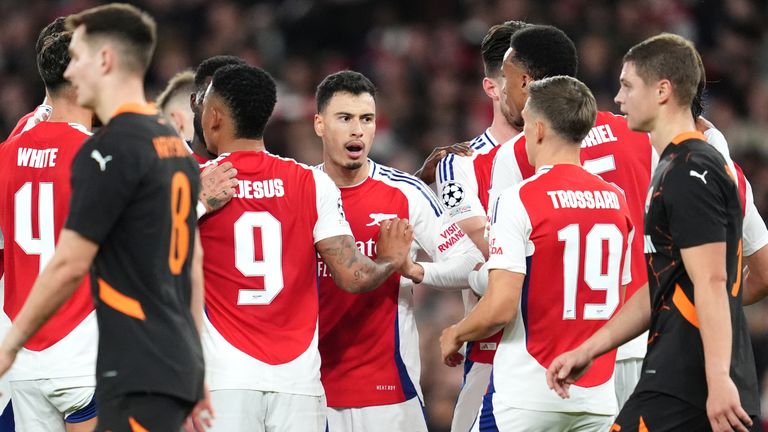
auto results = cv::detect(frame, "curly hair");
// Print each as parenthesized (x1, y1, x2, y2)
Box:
(210, 64, 277, 139)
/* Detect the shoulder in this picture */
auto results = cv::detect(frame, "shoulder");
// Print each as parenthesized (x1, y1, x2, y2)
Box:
(372, 162, 443, 216)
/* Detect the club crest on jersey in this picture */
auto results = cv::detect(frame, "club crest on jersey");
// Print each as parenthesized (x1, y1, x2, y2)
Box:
(441, 181, 465, 208)
(367, 213, 398, 226)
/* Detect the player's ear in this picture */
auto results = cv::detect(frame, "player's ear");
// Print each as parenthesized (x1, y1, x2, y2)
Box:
(482, 77, 499, 101)
(657, 79, 672, 105)
(99, 46, 112, 74)
(313, 113, 324, 137)
(535, 119, 545, 144)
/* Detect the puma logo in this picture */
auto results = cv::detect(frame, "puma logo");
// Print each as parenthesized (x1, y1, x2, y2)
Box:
(91, 150, 113, 171)
(689, 170, 708, 184)
(367, 213, 398, 226)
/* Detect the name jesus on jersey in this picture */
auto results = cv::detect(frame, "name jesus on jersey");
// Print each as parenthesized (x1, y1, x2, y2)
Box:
(546, 189, 621, 210)
(234, 179, 284, 199)
(17, 147, 58, 168)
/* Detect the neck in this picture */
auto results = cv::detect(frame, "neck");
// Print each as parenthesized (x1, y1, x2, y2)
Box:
(189, 136, 215, 160)
(489, 102, 521, 143)
(94, 75, 147, 124)
(533, 138, 581, 170)
(649, 105, 697, 155)
(323, 157, 370, 187)
(46, 90, 93, 129)
(218, 137, 266, 154)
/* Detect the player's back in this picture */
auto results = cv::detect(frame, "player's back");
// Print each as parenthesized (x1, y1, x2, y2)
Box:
(490, 164, 633, 414)
(0, 121, 93, 354)
(200, 151, 320, 364)
(199, 150, 349, 396)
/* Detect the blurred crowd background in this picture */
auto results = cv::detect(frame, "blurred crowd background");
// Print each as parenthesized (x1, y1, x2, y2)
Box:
(0, 0, 767, 430)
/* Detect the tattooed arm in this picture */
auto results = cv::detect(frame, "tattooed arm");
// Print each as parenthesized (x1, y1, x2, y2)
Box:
(317, 218, 414, 294)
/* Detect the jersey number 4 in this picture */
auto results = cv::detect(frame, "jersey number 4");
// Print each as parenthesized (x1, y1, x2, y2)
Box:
(558, 223, 623, 320)
(15, 182, 55, 273)
(234, 211, 283, 305)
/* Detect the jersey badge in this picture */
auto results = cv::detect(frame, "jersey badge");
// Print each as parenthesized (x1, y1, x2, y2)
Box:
(366, 213, 398, 226)
(689, 170, 708, 184)
(90, 149, 113, 171)
(441, 181, 465, 208)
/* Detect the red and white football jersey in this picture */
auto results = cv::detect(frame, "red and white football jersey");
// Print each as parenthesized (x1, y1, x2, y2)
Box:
(491, 112, 656, 360)
(199, 150, 352, 396)
(318, 161, 480, 408)
(435, 129, 506, 365)
(487, 164, 633, 414)
(0, 121, 97, 380)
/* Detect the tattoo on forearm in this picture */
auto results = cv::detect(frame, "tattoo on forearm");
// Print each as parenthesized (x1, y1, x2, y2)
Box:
(318, 236, 393, 292)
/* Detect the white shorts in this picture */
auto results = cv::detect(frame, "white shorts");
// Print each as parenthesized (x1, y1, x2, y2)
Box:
(470, 400, 614, 432)
(452, 361, 492, 432)
(10, 375, 95, 432)
(209, 389, 325, 432)
(327, 397, 427, 432)
(614, 358, 643, 409)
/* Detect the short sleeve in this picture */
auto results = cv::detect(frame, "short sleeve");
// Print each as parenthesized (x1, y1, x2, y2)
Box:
(663, 155, 728, 248)
(311, 169, 352, 243)
(486, 187, 532, 274)
(436, 155, 485, 224)
(65, 133, 150, 243)
(742, 178, 768, 256)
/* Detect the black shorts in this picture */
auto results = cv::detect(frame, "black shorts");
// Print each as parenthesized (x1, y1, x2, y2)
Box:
(613, 391, 761, 432)
(95, 392, 195, 432)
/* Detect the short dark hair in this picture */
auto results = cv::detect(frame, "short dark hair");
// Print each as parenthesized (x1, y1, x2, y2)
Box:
(65, 3, 156, 75)
(194, 55, 246, 91)
(209, 64, 276, 139)
(36, 19, 72, 94)
(157, 70, 195, 111)
(623, 33, 702, 108)
(509, 25, 578, 80)
(315, 70, 376, 113)
(481, 21, 529, 78)
(527, 76, 597, 143)
(36, 17, 67, 55)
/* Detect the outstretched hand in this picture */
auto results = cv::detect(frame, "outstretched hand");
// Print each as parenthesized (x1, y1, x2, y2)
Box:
(545, 348, 594, 399)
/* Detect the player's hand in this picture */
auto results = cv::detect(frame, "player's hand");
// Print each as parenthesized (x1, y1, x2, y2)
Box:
(199, 161, 238, 214)
(183, 384, 215, 431)
(545, 347, 594, 399)
(706, 375, 752, 432)
(414, 142, 474, 184)
(0, 347, 16, 384)
(439, 325, 464, 367)
(376, 218, 414, 272)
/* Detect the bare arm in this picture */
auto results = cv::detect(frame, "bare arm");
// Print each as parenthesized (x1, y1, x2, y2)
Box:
(190, 230, 204, 333)
(317, 218, 414, 294)
(682, 242, 752, 432)
(439, 269, 524, 366)
(0, 229, 97, 364)
(546, 283, 648, 398)
(743, 245, 768, 306)
(457, 216, 489, 259)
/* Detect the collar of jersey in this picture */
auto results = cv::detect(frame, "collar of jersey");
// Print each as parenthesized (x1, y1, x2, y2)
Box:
(111, 102, 158, 118)
(536, 165, 553, 174)
(671, 130, 705, 145)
